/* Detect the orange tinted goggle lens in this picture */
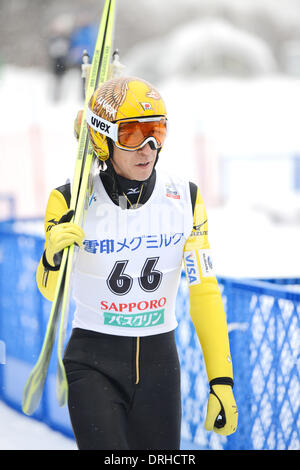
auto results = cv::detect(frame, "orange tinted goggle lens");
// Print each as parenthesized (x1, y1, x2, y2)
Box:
(117, 119, 167, 149)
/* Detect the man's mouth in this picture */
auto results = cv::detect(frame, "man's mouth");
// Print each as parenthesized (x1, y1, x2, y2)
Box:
(136, 161, 151, 167)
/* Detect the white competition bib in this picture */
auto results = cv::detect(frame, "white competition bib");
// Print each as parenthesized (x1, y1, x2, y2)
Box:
(72, 171, 193, 336)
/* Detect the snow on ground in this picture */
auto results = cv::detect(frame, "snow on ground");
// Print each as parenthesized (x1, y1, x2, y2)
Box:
(0, 400, 199, 450)
(0, 401, 77, 450)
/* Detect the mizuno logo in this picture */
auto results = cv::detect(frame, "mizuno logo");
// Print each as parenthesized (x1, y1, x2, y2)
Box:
(127, 188, 140, 195)
(193, 219, 207, 230)
(46, 218, 58, 231)
(91, 117, 111, 134)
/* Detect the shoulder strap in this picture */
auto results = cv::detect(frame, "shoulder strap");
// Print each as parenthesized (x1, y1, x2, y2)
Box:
(189, 181, 198, 215)
(55, 182, 71, 208)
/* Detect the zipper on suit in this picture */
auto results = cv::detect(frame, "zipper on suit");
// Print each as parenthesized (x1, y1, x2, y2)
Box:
(135, 337, 140, 385)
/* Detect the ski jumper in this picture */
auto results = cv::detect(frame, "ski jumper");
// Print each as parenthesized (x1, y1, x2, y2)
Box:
(36, 168, 233, 449)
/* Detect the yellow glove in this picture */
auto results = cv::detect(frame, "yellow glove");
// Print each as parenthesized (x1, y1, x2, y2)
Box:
(45, 210, 85, 267)
(205, 379, 238, 436)
(74, 109, 83, 140)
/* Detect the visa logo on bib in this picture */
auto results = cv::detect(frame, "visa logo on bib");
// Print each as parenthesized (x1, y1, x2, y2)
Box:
(184, 251, 201, 286)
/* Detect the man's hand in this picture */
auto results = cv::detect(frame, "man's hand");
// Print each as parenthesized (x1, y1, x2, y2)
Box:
(205, 381, 238, 436)
(45, 210, 85, 267)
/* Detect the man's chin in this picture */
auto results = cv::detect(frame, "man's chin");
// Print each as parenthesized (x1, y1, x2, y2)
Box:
(132, 162, 154, 180)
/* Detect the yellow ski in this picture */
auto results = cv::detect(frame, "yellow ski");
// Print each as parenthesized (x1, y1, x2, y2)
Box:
(22, 0, 117, 416)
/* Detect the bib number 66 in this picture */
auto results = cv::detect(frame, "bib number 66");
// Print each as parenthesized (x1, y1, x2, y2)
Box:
(107, 257, 162, 296)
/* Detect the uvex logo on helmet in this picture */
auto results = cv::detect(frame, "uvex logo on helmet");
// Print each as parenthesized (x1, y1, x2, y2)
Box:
(91, 116, 111, 134)
(86, 107, 117, 140)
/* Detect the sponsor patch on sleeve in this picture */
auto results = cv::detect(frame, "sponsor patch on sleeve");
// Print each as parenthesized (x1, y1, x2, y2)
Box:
(198, 249, 215, 277)
(183, 251, 201, 286)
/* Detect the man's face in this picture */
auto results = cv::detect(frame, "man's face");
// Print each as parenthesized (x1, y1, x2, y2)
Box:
(111, 142, 157, 181)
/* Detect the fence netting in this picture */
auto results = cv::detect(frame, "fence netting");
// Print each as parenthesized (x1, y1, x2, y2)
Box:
(0, 220, 299, 450)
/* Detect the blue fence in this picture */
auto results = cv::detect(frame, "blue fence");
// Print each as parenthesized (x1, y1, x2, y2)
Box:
(0, 219, 299, 450)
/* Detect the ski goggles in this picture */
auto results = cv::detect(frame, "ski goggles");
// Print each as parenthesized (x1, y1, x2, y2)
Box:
(86, 107, 167, 151)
